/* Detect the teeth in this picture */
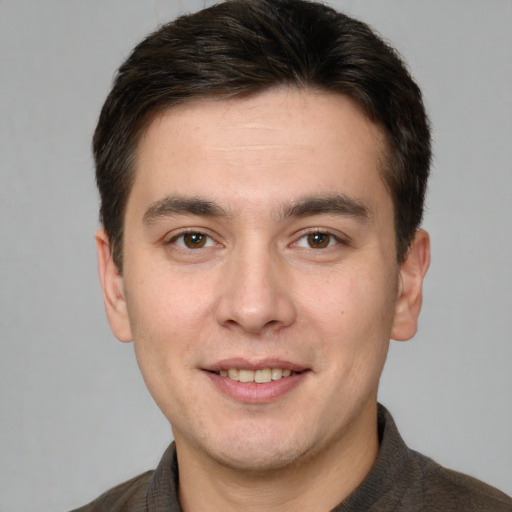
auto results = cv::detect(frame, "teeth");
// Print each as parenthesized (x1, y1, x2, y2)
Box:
(255, 369, 271, 383)
(239, 369, 254, 383)
(228, 368, 239, 381)
(218, 368, 295, 383)
(271, 368, 283, 380)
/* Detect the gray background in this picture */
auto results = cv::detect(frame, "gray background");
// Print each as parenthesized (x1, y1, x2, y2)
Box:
(1, 1, 511, 510)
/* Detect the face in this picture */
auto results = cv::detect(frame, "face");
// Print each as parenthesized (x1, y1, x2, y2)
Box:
(98, 88, 429, 472)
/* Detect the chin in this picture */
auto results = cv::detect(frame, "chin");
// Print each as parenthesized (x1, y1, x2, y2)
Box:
(213, 443, 308, 473)
(197, 422, 318, 473)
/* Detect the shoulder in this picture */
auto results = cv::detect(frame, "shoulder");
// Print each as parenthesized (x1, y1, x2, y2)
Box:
(68, 442, 179, 512)
(409, 450, 512, 511)
(69, 470, 154, 512)
(372, 405, 512, 512)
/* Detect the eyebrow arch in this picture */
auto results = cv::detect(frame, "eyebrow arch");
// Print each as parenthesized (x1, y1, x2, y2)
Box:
(142, 195, 229, 226)
(278, 194, 370, 221)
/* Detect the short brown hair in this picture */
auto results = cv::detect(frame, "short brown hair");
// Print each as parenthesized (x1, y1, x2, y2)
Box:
(94, 0, 431, 269)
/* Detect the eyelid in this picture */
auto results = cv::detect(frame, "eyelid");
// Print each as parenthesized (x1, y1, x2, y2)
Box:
(292, 228, 351, 249)
(165, 228, 220, 249)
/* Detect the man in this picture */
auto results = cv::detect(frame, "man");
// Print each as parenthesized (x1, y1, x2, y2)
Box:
(73, 0, 512, 510)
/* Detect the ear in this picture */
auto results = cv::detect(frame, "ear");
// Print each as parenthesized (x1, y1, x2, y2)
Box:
(95, 228, 133, 342)
(391, 229, 431, 341)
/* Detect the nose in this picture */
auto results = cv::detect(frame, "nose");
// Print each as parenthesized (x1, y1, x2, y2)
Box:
(215, 242, 296, 334)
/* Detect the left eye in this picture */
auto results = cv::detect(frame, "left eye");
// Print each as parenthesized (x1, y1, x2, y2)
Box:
(295, 232, 338, 249)
(172, 232, 216, 249)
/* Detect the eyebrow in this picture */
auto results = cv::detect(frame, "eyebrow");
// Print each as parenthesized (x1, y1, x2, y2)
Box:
(142, 196, 229, 226)
(278, 194, 370, 222)
(142, 193, 370, 226)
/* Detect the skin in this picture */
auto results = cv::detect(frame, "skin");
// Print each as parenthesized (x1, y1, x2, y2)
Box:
(97, 87, 430, 511)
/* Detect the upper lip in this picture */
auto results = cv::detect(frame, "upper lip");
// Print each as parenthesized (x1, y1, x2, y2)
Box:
(203, 358, 308, 373)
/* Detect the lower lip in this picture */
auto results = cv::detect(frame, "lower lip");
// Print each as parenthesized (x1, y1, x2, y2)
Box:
(204, 371, 308, 404)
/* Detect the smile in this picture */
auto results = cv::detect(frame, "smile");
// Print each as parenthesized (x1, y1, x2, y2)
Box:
(216, 368, 294, 383)
(204, 363, 308, 403)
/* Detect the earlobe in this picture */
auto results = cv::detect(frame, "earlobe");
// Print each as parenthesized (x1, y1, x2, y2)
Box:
(391, 229, 431, 341)
(95, 228, 133, 343)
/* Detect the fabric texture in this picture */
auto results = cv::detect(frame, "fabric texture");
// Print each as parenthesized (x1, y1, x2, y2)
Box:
(70, 405, 512, 512)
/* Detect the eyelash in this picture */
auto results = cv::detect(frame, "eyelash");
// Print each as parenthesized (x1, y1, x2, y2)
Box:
(293, 230, 348, 250)
(166, 229, 348, 251)
(166, 230, 218, 250)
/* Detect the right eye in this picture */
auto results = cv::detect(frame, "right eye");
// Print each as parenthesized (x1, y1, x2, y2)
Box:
(169, 232, 216, 249)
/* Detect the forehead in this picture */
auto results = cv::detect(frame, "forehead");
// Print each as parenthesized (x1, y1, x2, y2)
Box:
(131, 88, 390, 216)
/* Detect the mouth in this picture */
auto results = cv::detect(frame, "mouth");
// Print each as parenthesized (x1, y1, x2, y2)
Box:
(211, 368, 298, 383)
(203, 362, 309, 403)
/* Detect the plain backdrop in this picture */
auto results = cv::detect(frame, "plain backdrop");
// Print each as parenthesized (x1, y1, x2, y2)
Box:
(1, 1, 511, 510)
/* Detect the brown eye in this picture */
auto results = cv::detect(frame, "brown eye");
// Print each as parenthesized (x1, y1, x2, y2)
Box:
(307, 233, 332, 249)
(182, 232, 207, 248)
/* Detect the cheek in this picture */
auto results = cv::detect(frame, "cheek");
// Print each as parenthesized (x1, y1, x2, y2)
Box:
(297, 265, 396, 364)
(126, 264, 214, 328)
(125, 266, 230, 388)
(125, 278, 206, 416)
(300, 264, 396, 325)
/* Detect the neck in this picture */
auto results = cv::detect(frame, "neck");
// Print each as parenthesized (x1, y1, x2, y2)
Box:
(175, 403, 380, 512)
